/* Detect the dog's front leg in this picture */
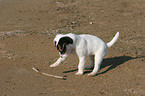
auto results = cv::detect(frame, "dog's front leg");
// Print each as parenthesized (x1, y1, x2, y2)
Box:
(76, 56, 86, 75)
(50, 52, 70, 67)
(50, 56, 66, 67)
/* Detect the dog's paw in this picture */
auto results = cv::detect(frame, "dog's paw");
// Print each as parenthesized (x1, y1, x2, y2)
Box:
(50, 64, 57, 68)
(87, 73, 95, 77)
(75, 72, 83, 75)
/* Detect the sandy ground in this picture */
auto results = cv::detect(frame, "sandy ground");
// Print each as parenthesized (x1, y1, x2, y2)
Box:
(0, 0, 145, 96)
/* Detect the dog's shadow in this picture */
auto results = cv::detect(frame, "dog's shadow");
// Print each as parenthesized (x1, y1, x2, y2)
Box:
(63, 56, 144, 75)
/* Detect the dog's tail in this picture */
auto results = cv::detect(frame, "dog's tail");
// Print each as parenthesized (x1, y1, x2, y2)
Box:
(107, 32, 119, 48)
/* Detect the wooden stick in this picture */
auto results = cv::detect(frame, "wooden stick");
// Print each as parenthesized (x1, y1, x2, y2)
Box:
(32, 67, 66, 80)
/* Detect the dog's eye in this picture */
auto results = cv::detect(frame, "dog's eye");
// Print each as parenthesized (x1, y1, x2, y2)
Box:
(54, 41, 57, 47)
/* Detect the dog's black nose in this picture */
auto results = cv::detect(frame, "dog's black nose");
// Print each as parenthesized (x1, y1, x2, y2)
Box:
(59, 51, 66, 55)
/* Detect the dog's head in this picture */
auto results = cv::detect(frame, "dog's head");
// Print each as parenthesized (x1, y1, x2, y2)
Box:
(54, 35, 73, 54)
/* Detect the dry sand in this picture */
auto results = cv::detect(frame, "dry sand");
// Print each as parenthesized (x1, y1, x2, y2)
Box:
(0, 0, 145, 96)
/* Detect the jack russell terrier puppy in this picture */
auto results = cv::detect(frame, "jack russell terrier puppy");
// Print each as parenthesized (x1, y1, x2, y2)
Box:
(50, 32, 119, 76)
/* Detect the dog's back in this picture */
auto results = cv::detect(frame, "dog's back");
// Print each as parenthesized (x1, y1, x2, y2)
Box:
(78, 34, 107, 55)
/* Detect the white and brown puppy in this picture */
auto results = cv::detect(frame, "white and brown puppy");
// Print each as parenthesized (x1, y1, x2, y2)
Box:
(50, 32, 119, 76)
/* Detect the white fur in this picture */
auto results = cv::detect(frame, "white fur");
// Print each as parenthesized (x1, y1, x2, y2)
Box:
(50, 32, 119, 76)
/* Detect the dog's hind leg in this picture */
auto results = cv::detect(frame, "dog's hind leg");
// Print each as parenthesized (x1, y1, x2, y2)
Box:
(87, 56, 103, 76)
(85, 55, 94, 70)
(88, 50, 106, 76)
